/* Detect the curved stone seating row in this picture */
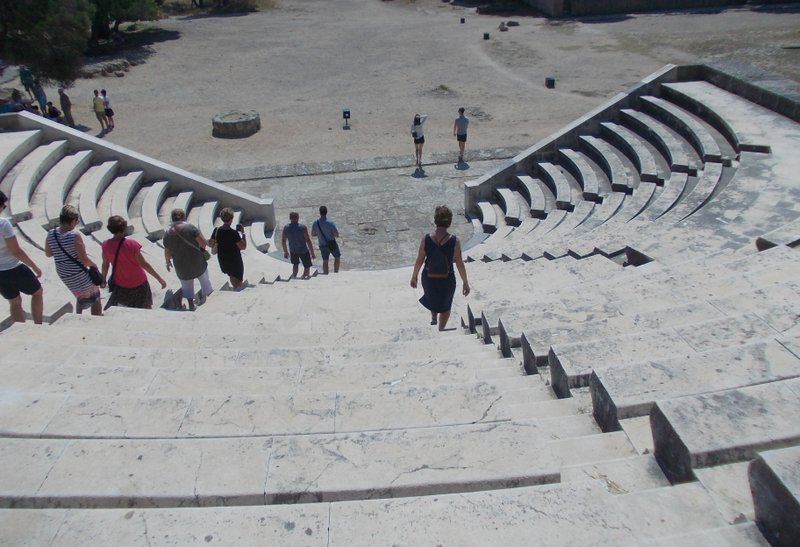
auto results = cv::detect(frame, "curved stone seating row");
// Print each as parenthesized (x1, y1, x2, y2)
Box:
(141, 180, 169, 240)
(515, 174, 548, 217)
(635, 171, 688, 221)
(640, 95, 725, 163)
(536, 162, 576, 211)
(558, 148, 601, 202)
(660, 80, 772, 154)
(656, 161, 724, 222)
(8, 140, 67, 223)
(39, 150, 93, 228)
(579, 135, 635, 193)
(600, 121, 662, 184)
(495, 187, 521, 226)
(475, 200, 498, 233)
(620, 108, 698, 175)
(0, 129, 40, 183)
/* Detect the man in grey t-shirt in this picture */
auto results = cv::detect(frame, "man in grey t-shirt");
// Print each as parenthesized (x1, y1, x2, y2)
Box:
(453, 107, 469, 163)
(311, 205, 341, 274)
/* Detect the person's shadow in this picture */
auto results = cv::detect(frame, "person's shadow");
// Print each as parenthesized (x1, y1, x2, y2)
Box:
(455, 159, 470, 170)
(412, 166, 427, 178)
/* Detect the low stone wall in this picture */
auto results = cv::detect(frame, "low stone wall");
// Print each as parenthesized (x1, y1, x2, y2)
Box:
(522, 0, 785, 17)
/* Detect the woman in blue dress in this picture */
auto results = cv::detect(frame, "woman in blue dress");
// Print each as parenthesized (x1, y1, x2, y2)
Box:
(410, 205, 470, 331)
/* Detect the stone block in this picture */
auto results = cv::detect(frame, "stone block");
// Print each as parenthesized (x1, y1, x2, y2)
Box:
(749, 445, 800, 547)
(651, 378, 800, 483)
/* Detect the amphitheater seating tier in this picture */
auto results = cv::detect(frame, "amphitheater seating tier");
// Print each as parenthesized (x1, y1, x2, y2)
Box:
(1, 65, 799, 544)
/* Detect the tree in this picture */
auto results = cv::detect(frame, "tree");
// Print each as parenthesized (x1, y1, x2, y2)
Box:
(90, 0, 160, 41)
(0, 0, 94, 85)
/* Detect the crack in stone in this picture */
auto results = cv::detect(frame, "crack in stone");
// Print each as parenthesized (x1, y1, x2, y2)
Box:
(471, 395, 503, 424)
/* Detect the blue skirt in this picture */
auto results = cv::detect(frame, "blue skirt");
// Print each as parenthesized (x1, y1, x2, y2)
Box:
(419, 270, 456, 313)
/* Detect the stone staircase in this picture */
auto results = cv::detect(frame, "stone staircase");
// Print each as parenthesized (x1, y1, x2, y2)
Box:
(1, 64, 799, 544)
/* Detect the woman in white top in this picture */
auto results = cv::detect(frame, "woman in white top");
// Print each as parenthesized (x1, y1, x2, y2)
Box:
(411, 113, 427, 167)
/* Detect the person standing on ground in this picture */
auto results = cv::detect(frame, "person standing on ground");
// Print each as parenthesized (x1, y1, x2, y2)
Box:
(163, 208, 212, 311)
(209, 207, 246, 290)
(92, 89, 107, 132)
(281, 211, 315, 279)
(32, 80, 47, 111)
(19, 66, 34, 99)
(101, 89, 115, 130)
(311, 205, 341, 274)
(410, 205, 470, 331)
(45, 205, 103, 316)
(453, 107, 469, 163)
(101, 216, 166, 309)
(0, 191, 43, 324)
(411, 113, 427, 168)
(58, 88, 74, 127)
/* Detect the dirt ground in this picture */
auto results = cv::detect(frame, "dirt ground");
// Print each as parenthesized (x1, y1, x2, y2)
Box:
(31, 0, 800, 177)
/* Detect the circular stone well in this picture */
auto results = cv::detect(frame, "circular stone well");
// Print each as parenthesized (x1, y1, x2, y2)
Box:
(212, 110, 261, 138)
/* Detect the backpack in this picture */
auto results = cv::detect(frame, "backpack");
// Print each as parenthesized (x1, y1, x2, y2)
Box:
(426, 235, 451, 278)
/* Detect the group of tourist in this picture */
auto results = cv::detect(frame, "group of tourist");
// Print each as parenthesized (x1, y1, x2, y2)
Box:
(411, 107, 470, 168)
(2, 193, 467, 331)
(1, 67, 112, 132)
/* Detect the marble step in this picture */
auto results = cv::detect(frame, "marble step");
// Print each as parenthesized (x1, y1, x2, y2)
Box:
(1, 331, 503, 371)
(0, 426, 634, 510)
(694, 461, 755, 525)
(0, 478, 741, 545)
(652, 377, 800, 483)
(548, 313, 780, 398)
(560, 453, 670, 495)
(0, 352, 527, 399)
(17, 320, 471, 350)
(1, 378, 555, 438)
(591, 338, 800, 431)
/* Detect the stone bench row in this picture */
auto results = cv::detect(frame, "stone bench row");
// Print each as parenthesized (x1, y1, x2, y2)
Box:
(0, 128, 272, 258)
(0, 475, 754, 545)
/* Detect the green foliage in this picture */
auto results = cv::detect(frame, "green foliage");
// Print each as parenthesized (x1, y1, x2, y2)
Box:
(0, 0, 94, 85)
(91, 0, 161, 40)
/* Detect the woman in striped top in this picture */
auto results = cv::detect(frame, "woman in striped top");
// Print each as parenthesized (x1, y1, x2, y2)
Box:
(45, 205, 103, 315)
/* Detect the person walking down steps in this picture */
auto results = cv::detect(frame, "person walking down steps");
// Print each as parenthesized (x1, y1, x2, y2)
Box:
(311, 205, 341, 274)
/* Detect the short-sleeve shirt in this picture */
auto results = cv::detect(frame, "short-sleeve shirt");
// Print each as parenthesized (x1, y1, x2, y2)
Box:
(211, 225, 243, 259)
(102, 237, 147, 289)
(454, 115, 469, 135)
(163, 222, 207, 280)
(312, 217, 337, 247)
(93, 96, 104, 113)
(0, 218, 21, 271)
(283, 222, 309, 254)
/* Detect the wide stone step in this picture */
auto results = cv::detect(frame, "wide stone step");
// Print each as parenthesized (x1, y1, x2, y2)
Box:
(0, 478, 743, 545)
(0, 348, 525, 399)
(651, 377, 800, 483)
(0, 425, 634, 509)
(1, 375, 553, 438)
(548, 313, 779, 398)
(560, 453, 670, 494)
(591, 338, 800, 431)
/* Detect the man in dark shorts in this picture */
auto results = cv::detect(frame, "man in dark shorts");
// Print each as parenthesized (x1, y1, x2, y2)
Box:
(311, 205, 341, 274)
(0, 191, 43, 324)
(453, 107, 470, 163)
(281, 211, 316, 279)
